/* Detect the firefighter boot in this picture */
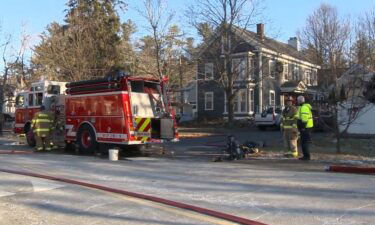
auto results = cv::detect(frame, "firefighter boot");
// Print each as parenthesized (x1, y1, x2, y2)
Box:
(44, 136, 52, 151)
(35, 136, 44, 152)
(284, 152, 294, 158)
(50, 142, 58, 150)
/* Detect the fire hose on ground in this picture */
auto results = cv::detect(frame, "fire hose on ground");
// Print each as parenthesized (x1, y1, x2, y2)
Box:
(0, 168, 268, 225)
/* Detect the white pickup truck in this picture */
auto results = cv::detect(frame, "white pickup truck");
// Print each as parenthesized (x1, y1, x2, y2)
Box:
(254, 107, 283, 130)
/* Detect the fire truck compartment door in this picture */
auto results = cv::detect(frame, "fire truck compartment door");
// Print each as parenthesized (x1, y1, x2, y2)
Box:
(160, 118, 174, 139)
(130, 93, 158, 117)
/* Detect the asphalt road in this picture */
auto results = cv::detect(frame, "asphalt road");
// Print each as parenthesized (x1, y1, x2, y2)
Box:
(0, 133, 374, 225)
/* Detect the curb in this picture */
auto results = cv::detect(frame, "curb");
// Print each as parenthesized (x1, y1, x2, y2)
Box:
(326, 165, 375, 175)
(0, 150, 34, 155)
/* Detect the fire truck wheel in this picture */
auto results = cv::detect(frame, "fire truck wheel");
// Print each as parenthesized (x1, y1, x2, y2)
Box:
(26, 130, 36, 147)
(77, 125, 98, 155)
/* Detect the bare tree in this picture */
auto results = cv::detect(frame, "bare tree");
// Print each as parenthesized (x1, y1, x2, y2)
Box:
(187, 0, 264, 124)
(353, 7, 375, 70)
(322, 71, 372, 153)
(298, 3, 350, 87)
(0, 29, 31, 135)
(138, 0, 174, 79)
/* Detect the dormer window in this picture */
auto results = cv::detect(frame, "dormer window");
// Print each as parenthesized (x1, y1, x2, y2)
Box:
(205, 63, 213, 80)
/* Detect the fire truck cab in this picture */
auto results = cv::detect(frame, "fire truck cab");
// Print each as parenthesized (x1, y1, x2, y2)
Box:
(14, 81, 67, 145)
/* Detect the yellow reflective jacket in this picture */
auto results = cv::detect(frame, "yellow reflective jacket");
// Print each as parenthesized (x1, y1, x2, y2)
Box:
(298, 103, 314, 128)
(31, 111, 54, 137)
(281, 105, 298, 129)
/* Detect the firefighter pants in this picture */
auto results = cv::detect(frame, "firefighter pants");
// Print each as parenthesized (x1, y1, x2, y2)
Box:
(35, 135, 52, 151)
(283, 129, 298, 157)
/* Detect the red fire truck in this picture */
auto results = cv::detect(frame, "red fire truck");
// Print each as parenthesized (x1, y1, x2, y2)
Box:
(14, 72, 178, 154)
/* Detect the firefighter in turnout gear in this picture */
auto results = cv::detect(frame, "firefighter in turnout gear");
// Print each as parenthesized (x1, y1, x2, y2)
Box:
(31, 105, 54, 151)
(297, 95, 314, 160)
(280, 96, 299, 158)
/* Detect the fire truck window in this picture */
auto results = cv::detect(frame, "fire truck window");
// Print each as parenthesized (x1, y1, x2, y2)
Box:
(35, 85, 43, 92)
(28, 94, 34, 106)
(47, 85, 60, 95)
(35, 93, 43, 106)
(15, 95, 25, 107)
(130, 81, 144, 93)
(144, 82, 160, 94)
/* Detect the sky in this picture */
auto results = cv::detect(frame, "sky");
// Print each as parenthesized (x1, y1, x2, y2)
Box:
(0, 0, 375, 52)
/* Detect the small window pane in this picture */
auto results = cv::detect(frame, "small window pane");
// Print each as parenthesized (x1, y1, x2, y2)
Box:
(240, 91, 246, 112)
(205, 92, 213, 110)
(47, 85, 61, 94)
(249, 89, 254, 112)
(28, 94, 34, 106)
(35, 93, 43, 106)
(205, 63, 213, 80)
(270, 91, 275, 107)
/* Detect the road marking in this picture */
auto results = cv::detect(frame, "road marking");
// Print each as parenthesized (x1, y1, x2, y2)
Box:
(0, 190, 14, 198)
(103, 190, 235, 225)
(30, 179, 65, 192)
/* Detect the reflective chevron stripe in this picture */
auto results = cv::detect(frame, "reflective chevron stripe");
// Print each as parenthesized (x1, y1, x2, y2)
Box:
(134, 117, 151, 142)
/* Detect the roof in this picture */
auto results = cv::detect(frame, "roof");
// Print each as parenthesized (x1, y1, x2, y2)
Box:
(232, 26, 316, 64)
(280, 81, 300, 88)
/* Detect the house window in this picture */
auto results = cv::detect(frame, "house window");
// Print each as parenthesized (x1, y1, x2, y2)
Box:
(249, 58, 254, 79)
(288, 64, 294, 80)
(305, 70, 311, 85)
(221, 36, 231, 54)
(224, 89, 247, 113)
(239, 90, 247, 112)
(269, 60, 276, 78)
(269, 90, 275, 108)
(249, 89, 254, 113)
(232, 58, 247, 81)
(293, 65, 299, 80)
(312, 70, 317, 85)
(205, 63, 213, 80)
(283, 63, 289, 80)
(204, 92, 214, 110)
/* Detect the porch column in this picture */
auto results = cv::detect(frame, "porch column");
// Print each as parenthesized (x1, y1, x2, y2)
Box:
(258, 52, 263, 113)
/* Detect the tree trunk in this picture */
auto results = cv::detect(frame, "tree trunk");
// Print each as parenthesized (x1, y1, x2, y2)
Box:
(226, 88, 234, 126)
(0, 87, 4, 136)
(179, 57, 184, 115)
(334, 105, 341, 153)
(336, 134, 341, 154)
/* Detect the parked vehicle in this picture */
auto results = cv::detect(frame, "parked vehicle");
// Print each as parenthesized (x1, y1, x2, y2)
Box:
(14, 73, 179, 154)
(254, 107, 282, 130)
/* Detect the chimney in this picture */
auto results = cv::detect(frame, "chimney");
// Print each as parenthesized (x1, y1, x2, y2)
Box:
(288, 37, 300, 51)
(257, 23, 264, 40)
